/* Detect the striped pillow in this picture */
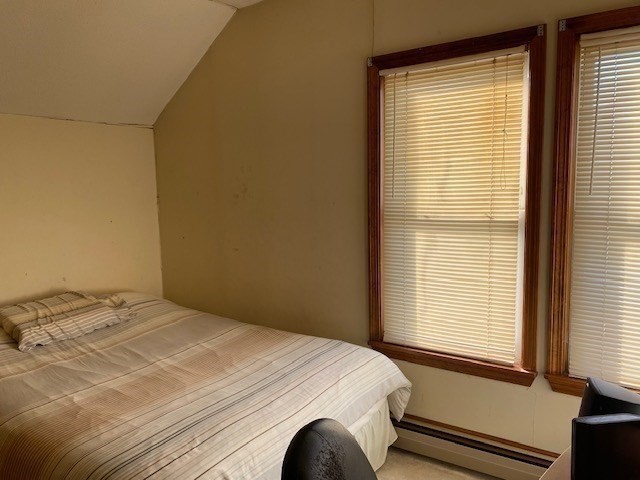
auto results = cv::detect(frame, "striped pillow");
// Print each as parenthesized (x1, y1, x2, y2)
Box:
(0, 291, 98, 338)
(12, 302, 134, 352)
(0, 292, 134, 351)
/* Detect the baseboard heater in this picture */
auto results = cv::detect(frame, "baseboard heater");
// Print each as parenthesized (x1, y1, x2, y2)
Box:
(392, 419, 553, 480)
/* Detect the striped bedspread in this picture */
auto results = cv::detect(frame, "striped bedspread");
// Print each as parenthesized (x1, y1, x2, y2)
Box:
(0, 293, 411, 479)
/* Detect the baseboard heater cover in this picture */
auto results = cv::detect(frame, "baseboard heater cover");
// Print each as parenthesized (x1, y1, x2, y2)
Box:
(392, 419, 551, 480)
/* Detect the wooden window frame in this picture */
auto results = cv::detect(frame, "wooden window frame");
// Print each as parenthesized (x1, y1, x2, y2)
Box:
(367, 26, 546, 387)
(547, 6, 640, 397)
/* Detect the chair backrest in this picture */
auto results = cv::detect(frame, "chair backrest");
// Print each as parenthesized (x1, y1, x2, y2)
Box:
(281, 418, 377, 480)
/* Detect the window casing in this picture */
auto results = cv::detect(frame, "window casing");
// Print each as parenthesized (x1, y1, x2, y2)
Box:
(368, 27, 546, 386)
(548, 6, 640, 396)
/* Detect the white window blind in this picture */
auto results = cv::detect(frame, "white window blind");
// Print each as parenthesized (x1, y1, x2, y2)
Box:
(381, 49, 530, 366)
(569, 26, 640, 388)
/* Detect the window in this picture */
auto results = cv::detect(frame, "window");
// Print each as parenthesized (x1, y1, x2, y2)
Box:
(368, 27, 545, 386)
(549, 6, 640, 395)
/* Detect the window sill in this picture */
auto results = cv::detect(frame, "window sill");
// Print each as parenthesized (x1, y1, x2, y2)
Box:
(369, 341, 536, 387)
(545, 373, 586, 397)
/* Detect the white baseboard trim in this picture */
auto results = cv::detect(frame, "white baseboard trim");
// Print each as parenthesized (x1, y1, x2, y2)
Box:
(394, 426, 547, 480)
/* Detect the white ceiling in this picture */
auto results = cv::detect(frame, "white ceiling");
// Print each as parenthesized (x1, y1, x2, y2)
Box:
(0, 0, 262, 127)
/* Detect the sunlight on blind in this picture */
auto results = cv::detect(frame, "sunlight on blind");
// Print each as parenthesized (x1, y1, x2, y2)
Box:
(381, 49, 529, 366)
(569, 26, 640, 388)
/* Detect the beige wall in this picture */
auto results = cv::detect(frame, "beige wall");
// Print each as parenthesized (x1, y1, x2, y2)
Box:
(0, 114, 163, 303)
(154, 0, 638, 454)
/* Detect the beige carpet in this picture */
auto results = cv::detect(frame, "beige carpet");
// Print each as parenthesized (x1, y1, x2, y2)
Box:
(377, 448, 499, 479)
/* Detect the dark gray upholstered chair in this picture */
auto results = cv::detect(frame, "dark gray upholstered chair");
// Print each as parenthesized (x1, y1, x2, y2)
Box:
(281, 418, 377, 480)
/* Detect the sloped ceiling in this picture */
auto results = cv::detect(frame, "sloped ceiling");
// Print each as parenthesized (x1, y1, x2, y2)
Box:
(0, 0, 262, 127)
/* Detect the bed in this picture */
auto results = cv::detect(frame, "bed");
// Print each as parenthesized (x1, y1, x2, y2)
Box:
(0, 292, 411, 479)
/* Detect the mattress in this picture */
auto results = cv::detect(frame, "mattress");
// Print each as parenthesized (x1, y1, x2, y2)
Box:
(0, 293, 411, 479)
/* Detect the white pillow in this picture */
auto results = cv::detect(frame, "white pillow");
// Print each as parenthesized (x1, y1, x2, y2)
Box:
(13, 301, 134, 352)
